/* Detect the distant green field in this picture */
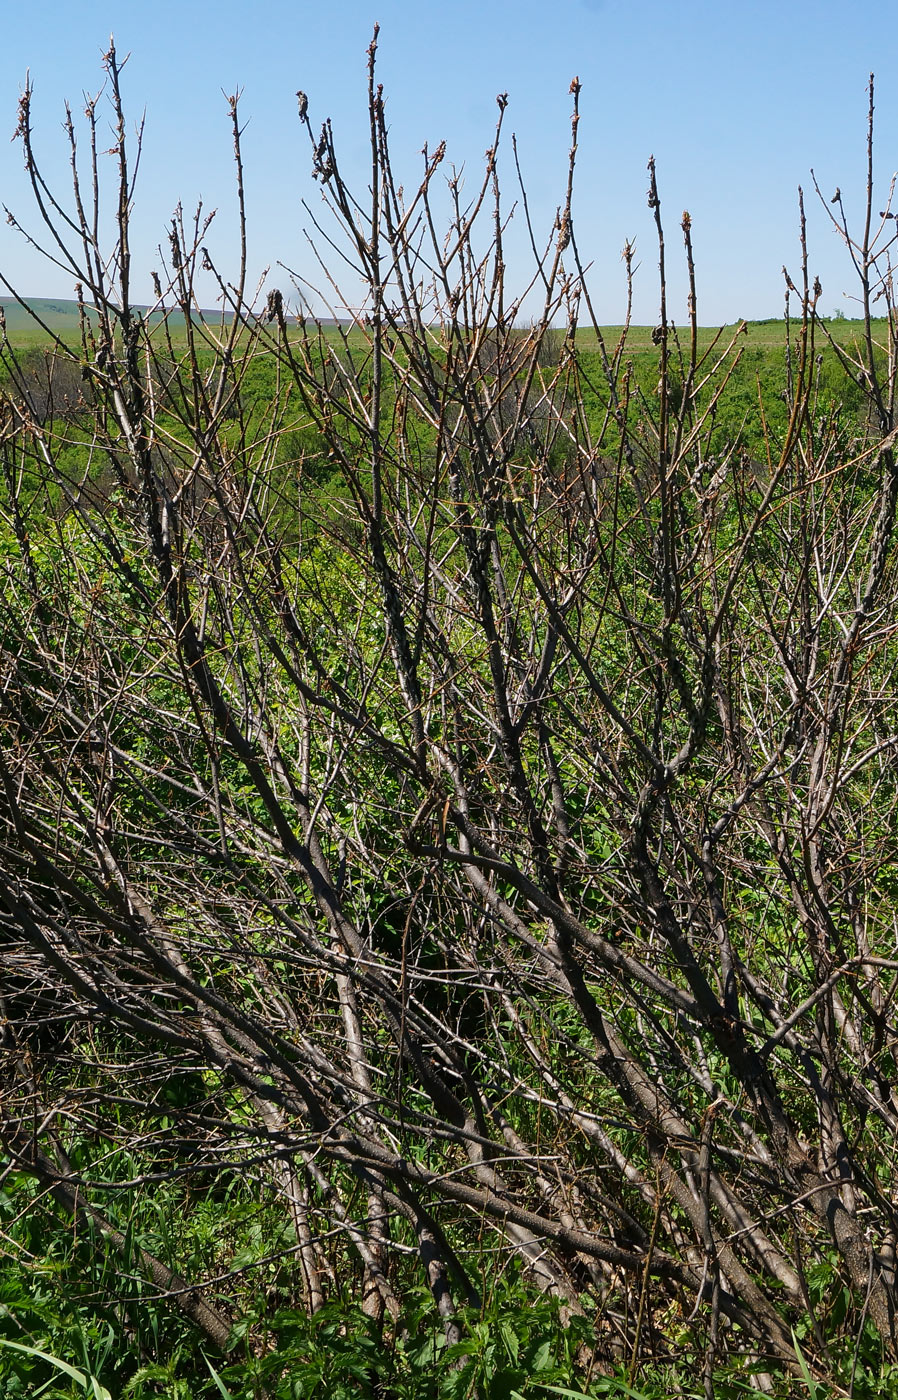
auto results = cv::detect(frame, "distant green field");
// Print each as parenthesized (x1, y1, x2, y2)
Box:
(575, 316, 885, 356)
(0, 295, 888, 356)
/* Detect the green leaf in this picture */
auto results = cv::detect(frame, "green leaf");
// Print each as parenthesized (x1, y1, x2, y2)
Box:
(202, 1351, 236, 1398)
(0, 1338, 112, 1400)
(225, 1315, 253, 1351)
(528, 1339, 553, 1373)
(791, 1329, 822, 1400)
(500, 1317, 520, 1363)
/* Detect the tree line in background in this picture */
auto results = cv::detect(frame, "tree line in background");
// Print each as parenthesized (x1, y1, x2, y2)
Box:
(4, 35, 898, 1400)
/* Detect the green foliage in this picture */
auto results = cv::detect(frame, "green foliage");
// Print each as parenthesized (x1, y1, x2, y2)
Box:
(0, 1253, 819, 1400)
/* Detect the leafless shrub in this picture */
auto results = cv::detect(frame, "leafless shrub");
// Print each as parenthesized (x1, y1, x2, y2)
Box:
(4, 38, 898, 1386)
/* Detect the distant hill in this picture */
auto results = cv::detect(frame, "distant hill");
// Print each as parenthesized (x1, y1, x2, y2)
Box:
(0, 296, 240, 339)
(0, 296, 356, 342)
(0, 297, 90, 336)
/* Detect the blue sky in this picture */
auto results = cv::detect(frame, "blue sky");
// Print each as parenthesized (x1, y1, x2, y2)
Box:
(0, 0, 896, 324)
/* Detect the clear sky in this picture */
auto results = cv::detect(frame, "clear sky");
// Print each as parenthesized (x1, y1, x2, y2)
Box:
(0, 0, 896, 325)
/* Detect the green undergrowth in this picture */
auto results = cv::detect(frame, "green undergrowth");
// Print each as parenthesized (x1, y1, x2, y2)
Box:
(3, 1170, 895, 1400)
(0, 1270, 868, 1400)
